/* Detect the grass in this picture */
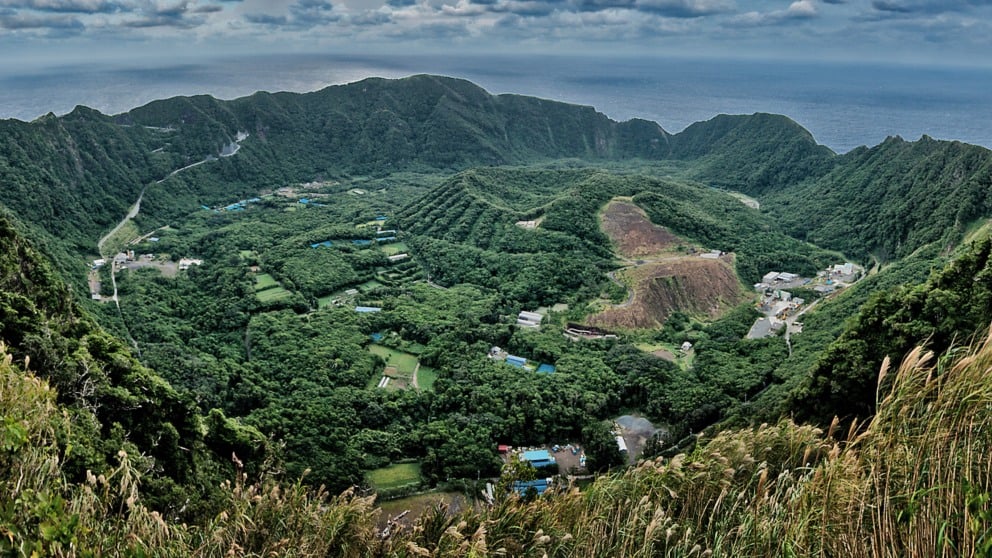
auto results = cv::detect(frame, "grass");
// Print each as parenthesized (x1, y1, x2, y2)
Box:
(416, 365, 438, 391)
(380, 242, 408, 256)
(256, 287, 292, 303)
(100, 220, 140, 257)
(367, 463, 422, 491)
(254, 273, 280, 291)
(368, 344, 419, 375)
(359, 279, 384, 292)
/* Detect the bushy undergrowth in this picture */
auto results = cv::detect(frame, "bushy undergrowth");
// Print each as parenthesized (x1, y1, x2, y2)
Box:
(3, 328, 991, 556)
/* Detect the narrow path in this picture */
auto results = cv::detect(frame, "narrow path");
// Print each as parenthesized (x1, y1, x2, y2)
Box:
(411, 362, 421, 390)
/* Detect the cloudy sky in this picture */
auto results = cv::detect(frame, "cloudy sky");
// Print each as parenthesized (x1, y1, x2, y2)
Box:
(0, 0, 989, 67)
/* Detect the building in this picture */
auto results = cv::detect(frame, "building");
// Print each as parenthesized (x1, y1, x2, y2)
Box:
(517, 310, 543, 328)
(355, 306, 382, 313)
(178, 258, 203, 271)
(387, 253, 409, 262)
(505, 355, 527, 368)
(513, 478, 550, 496)
(536, 364, 556, 374)
(680, 341, 693, 353)
(521, 450, 555, 469)
(778, 272, 799, 282)
(616, 436, 628, 453)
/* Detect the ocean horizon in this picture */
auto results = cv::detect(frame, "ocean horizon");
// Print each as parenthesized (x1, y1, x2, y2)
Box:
(2, 53, 991, 154)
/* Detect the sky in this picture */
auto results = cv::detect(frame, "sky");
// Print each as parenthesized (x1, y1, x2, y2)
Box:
(0, 0, 990, 68)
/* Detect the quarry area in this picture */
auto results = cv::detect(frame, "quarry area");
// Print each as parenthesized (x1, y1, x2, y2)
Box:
(589, 200, 744, 330)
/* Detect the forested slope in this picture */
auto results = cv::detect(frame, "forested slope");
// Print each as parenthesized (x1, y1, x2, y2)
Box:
(0, 212, 265, 515)
(762, 135, 992, 261)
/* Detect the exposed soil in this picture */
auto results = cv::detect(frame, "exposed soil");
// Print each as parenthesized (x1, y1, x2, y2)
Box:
(652, 349, 676, 361)
(588, 198, 745, 330)
(616, 415, 664, 464)
(600, 201, 680, 258)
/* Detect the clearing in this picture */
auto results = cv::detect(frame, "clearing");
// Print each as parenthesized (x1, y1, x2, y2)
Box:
(588, 200, 744, 329)
(368, 344, 434, 391)
(600, 200, 680, 259)
(368, 462, 422, 491)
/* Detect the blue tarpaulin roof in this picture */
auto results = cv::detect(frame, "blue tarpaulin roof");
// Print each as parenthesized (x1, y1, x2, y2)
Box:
(355, 306, 382, 313)
(523, 450, 552, 462)
(310, 240, 333, 248)
(536, 364, 556, 374)
(505, 355, 526, 367)
(513, 479, 549, 496)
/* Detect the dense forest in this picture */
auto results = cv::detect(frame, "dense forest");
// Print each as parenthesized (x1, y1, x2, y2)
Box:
(2, 75, 992, 555)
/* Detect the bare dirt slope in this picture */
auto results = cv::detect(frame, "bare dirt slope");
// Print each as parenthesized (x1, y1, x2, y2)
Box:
(600, 201, 680, 258)
(590, 257, 743, 329)
(590, 199, 744, 330)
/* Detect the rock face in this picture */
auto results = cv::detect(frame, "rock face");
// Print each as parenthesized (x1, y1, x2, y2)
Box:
(590, 257, 743, 329)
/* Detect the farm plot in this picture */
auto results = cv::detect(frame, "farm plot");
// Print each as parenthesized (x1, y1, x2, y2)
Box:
(368, 344, 434, 391)
(254, 273, 293, 303)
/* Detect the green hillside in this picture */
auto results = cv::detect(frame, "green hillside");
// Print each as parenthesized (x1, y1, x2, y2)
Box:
(2, 74, 992, 555)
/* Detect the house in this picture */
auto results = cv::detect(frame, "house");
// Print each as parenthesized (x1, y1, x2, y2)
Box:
(92, 259, 106, 269)
(700, 249, 722, 260)
(521, 450, 555, 469)
(498, 444, 511, 454)
(680, 341, 693, 353)
(778, 272, 799, 282)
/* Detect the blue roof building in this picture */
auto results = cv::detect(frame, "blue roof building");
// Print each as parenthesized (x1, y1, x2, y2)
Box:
(513, 479, 549, 496)
(536, 364, 556, 374)
(505, 355, 527, 368)
(355, 306, 382, 313)
(522, 450, 555, 469)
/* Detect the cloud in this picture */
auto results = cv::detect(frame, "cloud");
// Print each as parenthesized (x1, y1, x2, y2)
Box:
(0, 9, 83, 26)
(0, 0, 126, 13)
(870, 0, 992, 15)
(727, 0, 818, 26)
(632, 0, 734, 17)
(119, 1, 210, 28)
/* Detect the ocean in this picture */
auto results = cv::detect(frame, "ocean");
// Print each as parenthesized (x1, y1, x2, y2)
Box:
(2, 53, 990, 154)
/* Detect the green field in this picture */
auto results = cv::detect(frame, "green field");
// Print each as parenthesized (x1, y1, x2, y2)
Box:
(256, 287, 292, 303)
(358, 279, 384, 292)
(238, 250, 254, 259)
(367, 462, 422, 490)
(254, 273, 279, 291)
(380, 242, 408, 256)
(369, 344, 419, 374)
(416, 365, 438, 391)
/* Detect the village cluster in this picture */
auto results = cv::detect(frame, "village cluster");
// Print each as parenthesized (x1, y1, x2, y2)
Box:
(747, 262, 863, 339)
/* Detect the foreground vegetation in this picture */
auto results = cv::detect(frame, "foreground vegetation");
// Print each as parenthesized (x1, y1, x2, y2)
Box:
(4, 326, 990, 556)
